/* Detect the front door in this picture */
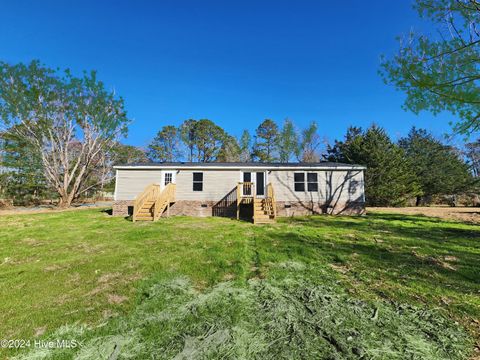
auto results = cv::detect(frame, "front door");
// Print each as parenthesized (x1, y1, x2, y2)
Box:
(256, 172, 265, 197)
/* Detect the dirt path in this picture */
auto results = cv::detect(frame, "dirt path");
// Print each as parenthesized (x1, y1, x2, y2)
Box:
(368, 206, 480, 224)
(0, 202, 112, 216)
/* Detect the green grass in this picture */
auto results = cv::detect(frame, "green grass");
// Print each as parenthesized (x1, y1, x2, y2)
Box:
(0, 209, 478, 359)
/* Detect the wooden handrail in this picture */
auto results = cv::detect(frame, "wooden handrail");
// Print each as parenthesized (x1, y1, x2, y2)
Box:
(266, 182, 276, 218)
(237, 182, 255, 220)
(153, 183, 176, 220)
(133, 183, 161, 222)
(238, 182, 254, 197)
(133, 183, 176, 221)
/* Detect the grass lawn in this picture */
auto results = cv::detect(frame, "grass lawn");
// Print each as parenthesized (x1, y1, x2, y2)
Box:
(0, 209, 479, 359)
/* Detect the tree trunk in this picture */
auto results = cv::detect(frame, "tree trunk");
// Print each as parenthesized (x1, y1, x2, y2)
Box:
(415, 196, 422, 206)
(57, 190, 75, 208)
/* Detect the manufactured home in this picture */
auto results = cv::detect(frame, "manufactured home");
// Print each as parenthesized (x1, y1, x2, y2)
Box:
(113, 162, 366, 223)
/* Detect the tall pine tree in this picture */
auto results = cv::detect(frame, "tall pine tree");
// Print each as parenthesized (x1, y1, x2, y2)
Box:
(148, 125, 181, 162)
(252, 119, 279, 162)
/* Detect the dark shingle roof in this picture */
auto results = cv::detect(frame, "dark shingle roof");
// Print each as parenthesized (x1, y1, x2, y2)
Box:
(114, 161, 365, 169)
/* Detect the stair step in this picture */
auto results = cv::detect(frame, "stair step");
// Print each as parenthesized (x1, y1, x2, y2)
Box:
(254, 219, 276, 224)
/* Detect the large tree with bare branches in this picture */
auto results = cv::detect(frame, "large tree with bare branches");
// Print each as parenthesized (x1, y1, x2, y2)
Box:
(0, 60, 129, 207)
(381, 0, 480, 136)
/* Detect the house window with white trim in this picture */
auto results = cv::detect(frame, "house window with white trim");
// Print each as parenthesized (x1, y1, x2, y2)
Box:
(193, 172, 203, 191)
(307, 172, 318, 192)
(164, 172, 173, 185)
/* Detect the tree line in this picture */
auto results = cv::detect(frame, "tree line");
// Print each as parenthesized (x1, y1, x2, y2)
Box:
(145, 120, 478, 206)
(146, 118, 322, 163)
(0, 60, 478, 207)
(326, 125, 478, 206)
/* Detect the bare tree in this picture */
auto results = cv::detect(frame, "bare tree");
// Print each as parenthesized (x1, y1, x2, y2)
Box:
(298, 121, 322, 162)
(0, 61, 129, 207)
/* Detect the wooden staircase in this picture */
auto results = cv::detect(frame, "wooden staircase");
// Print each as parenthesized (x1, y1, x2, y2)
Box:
(237, 182, 277, 224)
(133, 183, 176, 222)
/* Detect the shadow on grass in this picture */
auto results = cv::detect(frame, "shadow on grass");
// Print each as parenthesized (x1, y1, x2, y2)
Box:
(100, 208, 113, 216)
(267, 214, 480, 317)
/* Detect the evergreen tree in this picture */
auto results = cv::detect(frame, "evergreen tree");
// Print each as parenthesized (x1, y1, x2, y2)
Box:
(327, 125, 420, 206)
(193, 119, 226, 162)
(178, 119, 227, 162)
(252, 119, 279, 162)
(399, 127, 474, 204)
(148, 125, 181, 162)
(112, 143, 148, 165)
(180, 119, 197, 162)
(217, 135, 241, 162)
(0, 127, 54, 204)
(277, 118, 299, 163)
(239, 130, 252, 162)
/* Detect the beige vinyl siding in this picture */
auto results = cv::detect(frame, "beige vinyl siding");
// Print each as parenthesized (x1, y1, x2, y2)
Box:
(115, 169, 162, 200)
(115, 167, 365, 204)
(270, 170, 364, 203)
(175, 170, 239, 201)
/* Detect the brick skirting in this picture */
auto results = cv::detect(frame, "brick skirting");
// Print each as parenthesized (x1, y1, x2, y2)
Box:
(112, 200, 232, 217)
(275, 201, 365, 216)
(112, 199, 364, 218)
(112, 200, 134, 216)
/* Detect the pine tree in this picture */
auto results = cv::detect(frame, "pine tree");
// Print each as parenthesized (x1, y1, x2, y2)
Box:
(217, 135, 241, 162)
(252, 119, 279, 162)
(193, 119, 226, 162)
(327, 125, 420, 206)
(180, 119, 197, 162)
(399, 127, 474, 204)
(239, 130, 252, 162)
(112, 143, 148, 165)
(148, 125, 181, 162)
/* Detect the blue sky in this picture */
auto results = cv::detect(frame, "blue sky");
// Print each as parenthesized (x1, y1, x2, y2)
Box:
(0, 0, 459, 147)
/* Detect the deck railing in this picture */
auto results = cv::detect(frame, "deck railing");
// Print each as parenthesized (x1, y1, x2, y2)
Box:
(236, 182, 255, 219)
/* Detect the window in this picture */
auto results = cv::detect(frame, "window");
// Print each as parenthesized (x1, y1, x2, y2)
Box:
(307, 173, 318, 192)
(294, 172, 305, 192)
(193, 172, 203, 191)
(164, 172, 173, 186)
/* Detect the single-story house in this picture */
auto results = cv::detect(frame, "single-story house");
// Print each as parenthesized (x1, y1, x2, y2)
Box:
(113, 162, 366, 223)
